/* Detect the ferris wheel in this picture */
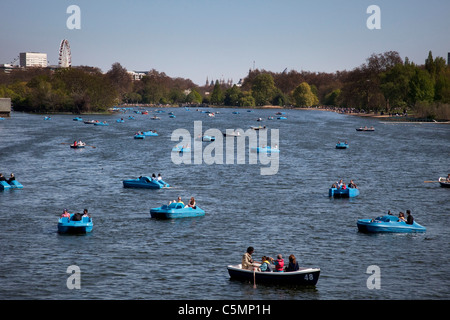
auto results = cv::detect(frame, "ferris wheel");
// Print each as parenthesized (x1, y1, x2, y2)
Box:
(58, 39, 72, 68)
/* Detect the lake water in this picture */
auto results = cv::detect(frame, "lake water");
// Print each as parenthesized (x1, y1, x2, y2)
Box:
(0, 108, 449, 300)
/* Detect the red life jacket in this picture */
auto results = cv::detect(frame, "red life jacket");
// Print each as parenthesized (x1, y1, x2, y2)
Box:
(275, 259, 284, 271)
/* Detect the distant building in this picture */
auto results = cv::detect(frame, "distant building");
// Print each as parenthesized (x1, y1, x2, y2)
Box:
(127, 70, 147, 81)
(0, 98, 11, 117)
(19, 52, 47, 68)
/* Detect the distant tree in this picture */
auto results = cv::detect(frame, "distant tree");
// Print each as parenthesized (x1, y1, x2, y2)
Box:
(292, 82, 319, 107)
(252, 73, 276, 106)
(408, 68, 435, 106)
(210, 80, 224, 105)
(224, 85, 241, 106)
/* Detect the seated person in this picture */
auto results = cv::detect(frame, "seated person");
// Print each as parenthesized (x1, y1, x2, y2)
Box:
(259, 256, 272, 272)
(7, 173, 15, 184)
(398, 212, 406, 222)
(187, 197, 196, 209)
(273, 254, 284, 272)
(0, 173, 6, 182)
(285, 254, 300, 272)
(61, 209, 70, 218)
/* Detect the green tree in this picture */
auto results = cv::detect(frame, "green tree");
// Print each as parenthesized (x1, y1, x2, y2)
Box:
(251, 73, 276, 106)
(408, 68, 435, 106)
(224, 85, 241, 106)
(292, 82, 319, 107)
(210, 81, 223, 105)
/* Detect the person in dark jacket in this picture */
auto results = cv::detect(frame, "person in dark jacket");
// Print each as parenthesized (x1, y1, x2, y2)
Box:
(286, 254, 300, 272)
(406, 210, 414, 225)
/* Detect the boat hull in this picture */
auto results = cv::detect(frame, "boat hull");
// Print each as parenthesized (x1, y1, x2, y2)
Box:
(58, 215, 93, 234)
(336, 143, 348, 149)
(438, 178, 450, 188)
(227, 265, 320, 286)
(357, 216, 426, 233)
(150, 204, 205, 219)
(1, 180, 23, 190)
(329, 187, 359, 198)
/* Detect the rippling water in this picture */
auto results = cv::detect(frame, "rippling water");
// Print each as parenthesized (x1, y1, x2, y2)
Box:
(0, 108, 449, 300)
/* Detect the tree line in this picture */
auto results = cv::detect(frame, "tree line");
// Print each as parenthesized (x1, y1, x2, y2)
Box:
(0, 51, 449, 119)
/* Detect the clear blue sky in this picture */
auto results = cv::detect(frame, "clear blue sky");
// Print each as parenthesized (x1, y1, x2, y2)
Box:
(1, 0, 449, 85)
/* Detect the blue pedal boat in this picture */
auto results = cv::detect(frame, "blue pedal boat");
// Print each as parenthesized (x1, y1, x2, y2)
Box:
(94, 121, 109, 126)
(123, 176, 169, 189)
(357, 215, 426, 233)
(143, 131, 158, 136)
(58, 214, 93, 234)
(1, 180, 23, 190)
(329, 187, 359, 198)
(172, 145, 191, 152)
(134, 134, 145, 139)
(250, 146, 280, 153)
(227, 264, 320, 286)
(73, 117, 83, 121)
(150, 203, 205, 219)
(336, 142, 349, 149)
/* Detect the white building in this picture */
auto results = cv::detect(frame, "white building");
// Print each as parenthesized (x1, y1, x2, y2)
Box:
(19, 52, 47, 68)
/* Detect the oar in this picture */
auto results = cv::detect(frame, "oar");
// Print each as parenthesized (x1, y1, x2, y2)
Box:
(424, 181, 439, 183)
(85, 145, 96, 148)
(253, 267, 257, 289)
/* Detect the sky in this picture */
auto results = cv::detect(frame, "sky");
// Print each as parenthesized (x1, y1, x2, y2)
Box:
(1, 0, 449, 85)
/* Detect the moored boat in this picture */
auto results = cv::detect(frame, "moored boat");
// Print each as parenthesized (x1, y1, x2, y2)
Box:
(58, 213, 93, 234)
(150, 202, 205, 219)
(227, 264, 320, 286)
(123, 176, 169, 189)
(357, 215, 426, 233)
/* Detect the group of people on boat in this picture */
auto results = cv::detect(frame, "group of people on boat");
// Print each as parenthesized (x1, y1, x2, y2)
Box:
(60, 208, 90, 219)
(332, 179, 357, 189)
(0, 173, 15, 184)
(168, 196, 197, 209)
(72, 140, 85, 147)
(386, 209, 414, 224)
(241, 246, 300, 273)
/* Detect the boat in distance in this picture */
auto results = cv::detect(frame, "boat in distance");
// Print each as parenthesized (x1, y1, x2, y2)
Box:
(123, 176, 169, 189)
(58, 214, 93, 234)
(438, 177, 450, 188)
(357, 215, 426, 233)
(356, 126, 375, 131)
(150, 202, 205, 219)
(227, 264, 320, 286)
(329, 187, 359, 198)
(1, 180, 24, 190)
(336, 142, 349, 149)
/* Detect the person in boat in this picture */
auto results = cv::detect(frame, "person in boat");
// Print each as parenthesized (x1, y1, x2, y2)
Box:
(398, 212, 406, 222)
(337, 179, 343, 188)
(73, 140, 77, 147)
(157, 173, 162, 181)
(242, 247, 257, 270)
(7, 173, 15, 184)
(348, 180, 357, 188)
(446, 174, 450, 182)
(61, 209, 70, 218)
(151, 173, 157, 180)
(259, 256, 272, 272)
(82, 208, 90, 218)
(285, 254, 300, 272)
(406, 210, 414, 225)
(341, 182, 347, 190)
(273, 254, 284, 272)
(187, 197, 196, 209)
(0, 173, 6, 182)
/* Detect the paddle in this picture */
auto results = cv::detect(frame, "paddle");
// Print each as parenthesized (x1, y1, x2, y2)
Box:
(424, 181, 439, 183)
